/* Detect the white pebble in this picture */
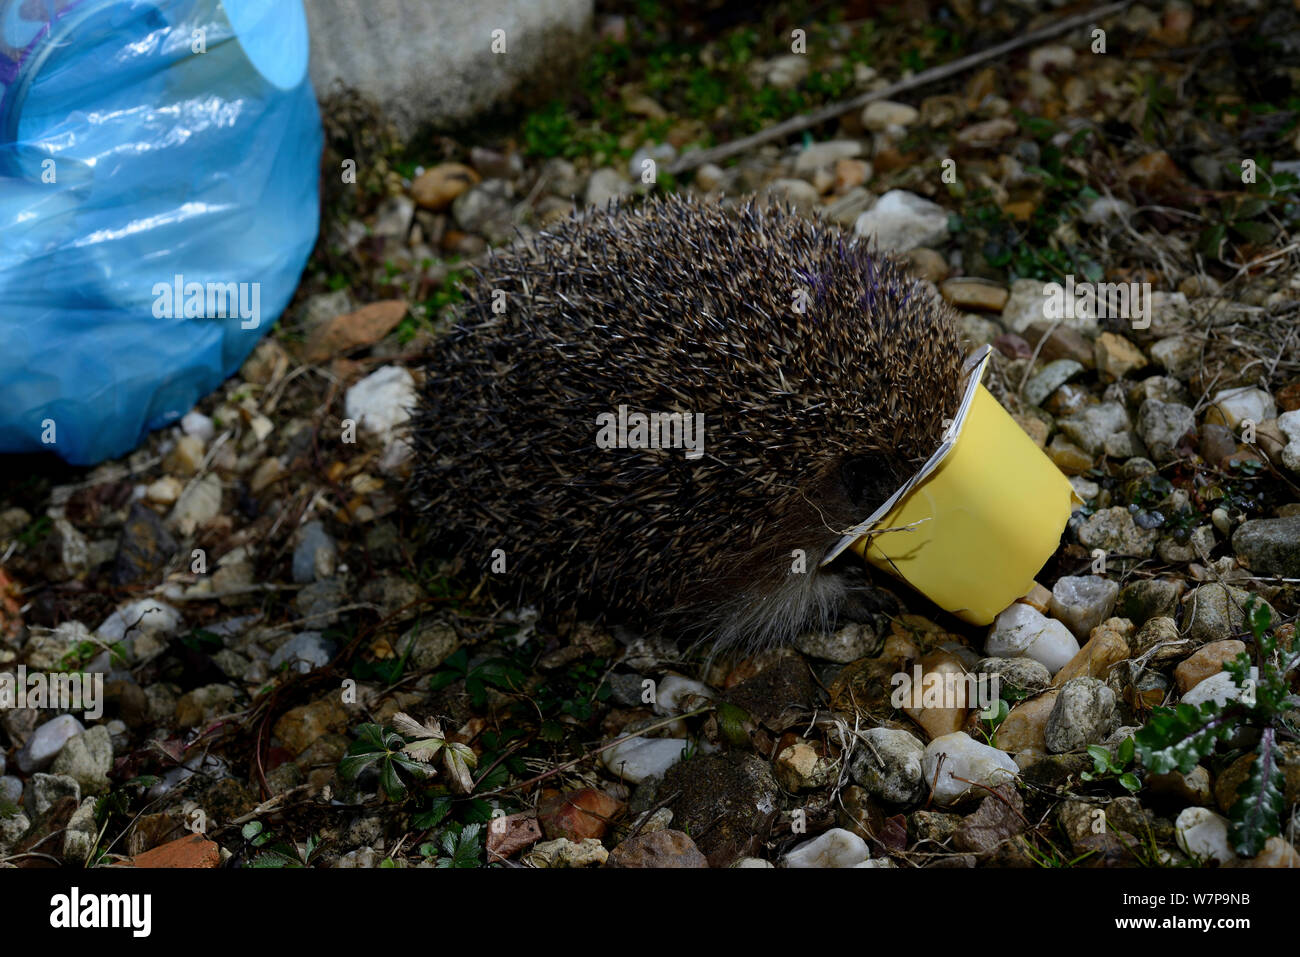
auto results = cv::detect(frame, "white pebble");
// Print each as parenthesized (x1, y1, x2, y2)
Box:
(986, 603, 1080, 674)
(599, 737, 688, 784)
(1175, 807, 1237, 865)
(922, 732, 1019, 805)
(782, 827, 870, 868)
(651, 675, 714, 716)
(181, 410, 215, 443)
(1181, 669, 1254, 710)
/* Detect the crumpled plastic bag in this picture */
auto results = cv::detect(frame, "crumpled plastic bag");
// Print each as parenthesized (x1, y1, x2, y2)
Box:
(0, 0, 321, 465)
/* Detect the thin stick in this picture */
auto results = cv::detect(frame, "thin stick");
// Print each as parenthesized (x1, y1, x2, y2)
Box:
(666, 0, 1135, 175)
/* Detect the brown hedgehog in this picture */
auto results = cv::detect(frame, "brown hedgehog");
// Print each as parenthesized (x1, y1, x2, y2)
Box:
(409, 195, 966, 653)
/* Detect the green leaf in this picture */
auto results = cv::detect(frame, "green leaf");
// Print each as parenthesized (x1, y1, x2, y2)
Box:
(460, 799, 495, 824)
(337, 750, 382, 782)
(428, 669, 461, 692)
(379, 760, 408, 802)
(1135, 702, 1238, 774)
(413, 796, 453, 830)
(1234, 195, 1270, 220)
(1231, 219, 1276, 245)
(1229, 728, 1286, 857)
(1197, 223, 1227, 259)
(1117, 736, 1135, 766)
(1119, 773, 1142, 793)
(1245, 597, 1272, 641)
(1085, 745, 1112, 774)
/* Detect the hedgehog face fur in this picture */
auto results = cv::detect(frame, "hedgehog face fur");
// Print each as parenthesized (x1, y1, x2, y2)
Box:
(410, 195, 967, 655)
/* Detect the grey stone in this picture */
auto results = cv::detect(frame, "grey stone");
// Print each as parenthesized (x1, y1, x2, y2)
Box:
(269, 631, 337, 674)
(1116, 579, 1184, 627)
(1131, 617, 1191, 664)
(792, 140, 863, 175)
(584, 168, 631, 209)
(976, 657, 1052, 693)
(762, 178, 820, 216)
(853, 190, 949, 252)
(1024, 359, 1084, 407)
(292, 521, 338, 583)
(0, 807, 29, 852)
(1049, 575, 1120, 640)
(306, 0, 593, 139)
(1149, 336, 1200, 381)
(26, 773, 80, 818)
(294, 578, 349, 624)
(794, 622, 878, 663)
(758, 54, 810, 90)
(628, 143, 676, 180)
(1059, 402, 1130, 456)
(821, 187, 874, 228)
(62, 797, 99, 864)
(850, 728, 927, 804)
(451, 179, 516, 243)
(1137, 399, 1195, 463)
(397, 621, 461, 671)
(167, 473, 223, 535)
(112, 501, 179, 586)
(50, 725, 113, 795)
(1077, 507, 1159, 558)
(1045, 678, 1115, 753)
(372, 195, 414, 241)
(1183, 583, 1274, 645)
(1233, 517, 1300, 578)
(1157, 525, 1215, 563)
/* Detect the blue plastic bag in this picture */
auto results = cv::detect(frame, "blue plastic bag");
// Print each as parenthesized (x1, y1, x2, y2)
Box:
(0, 0, 321, 465)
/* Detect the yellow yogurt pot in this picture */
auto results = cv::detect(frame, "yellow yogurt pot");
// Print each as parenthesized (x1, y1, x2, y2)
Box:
(823, 346, 1079, 625)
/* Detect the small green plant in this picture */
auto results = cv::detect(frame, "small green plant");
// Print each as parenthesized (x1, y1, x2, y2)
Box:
(419, 822, 483, 868)
(1021, 837, 1096, 868)
(977, 697, 1011, 748)
(531, 656, 611, 724)
(338, 722, 436, 802)
(412, 794, 495, 831)
(179, 628, 223, 654)
(351, 632, 411, 685)
(391, 712, 479, 793)
(15, 515, 51, 548)
(1198, 164, 1300, 260)
(59, 641, 128, 671)
(429, 647, 525, 708)
(1135, 598, 1296, 856)
(241, 820, 322, 868)
(1081, 737, 1142, 793)
(521, 101, 580, 158)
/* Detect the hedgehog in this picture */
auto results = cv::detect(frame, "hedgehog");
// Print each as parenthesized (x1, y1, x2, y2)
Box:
(408, 194, 967, 655)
